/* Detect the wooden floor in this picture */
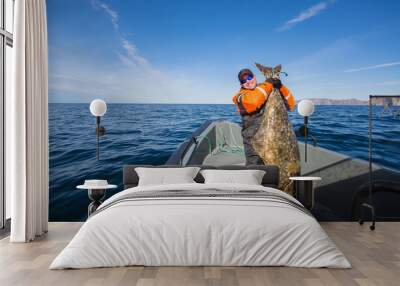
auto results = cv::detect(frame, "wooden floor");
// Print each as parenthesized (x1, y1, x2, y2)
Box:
(0, 222, 399, 286)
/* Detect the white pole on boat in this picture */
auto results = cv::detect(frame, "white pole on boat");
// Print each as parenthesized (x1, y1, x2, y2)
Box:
(297, 100, 315, 162)
(90, 99, 107, 160)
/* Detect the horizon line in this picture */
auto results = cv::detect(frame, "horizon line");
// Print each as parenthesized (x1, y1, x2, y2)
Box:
(48, 98, 371, 104)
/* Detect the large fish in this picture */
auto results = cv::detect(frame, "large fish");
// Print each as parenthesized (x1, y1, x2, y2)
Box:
(252, 63, 300, 195)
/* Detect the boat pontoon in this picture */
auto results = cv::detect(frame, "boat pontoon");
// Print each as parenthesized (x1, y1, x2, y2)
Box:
(166, 119, 400, 221)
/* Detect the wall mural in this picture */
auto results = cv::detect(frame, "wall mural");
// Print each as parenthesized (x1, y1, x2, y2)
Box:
(47, 1, 400, 222)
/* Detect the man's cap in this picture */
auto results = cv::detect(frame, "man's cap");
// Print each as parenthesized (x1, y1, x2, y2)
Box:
(238, 68, 254, 81)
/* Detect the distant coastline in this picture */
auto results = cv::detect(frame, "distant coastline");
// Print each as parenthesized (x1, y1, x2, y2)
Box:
(303, 98, 368, 105)
(303, 97, 400, 106)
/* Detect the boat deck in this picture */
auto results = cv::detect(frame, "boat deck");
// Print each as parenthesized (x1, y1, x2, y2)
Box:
(203, 151, 245, 166)
(1, 222, 399, 286)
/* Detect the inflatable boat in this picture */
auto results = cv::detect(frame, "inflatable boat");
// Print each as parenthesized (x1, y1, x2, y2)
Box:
(166, 119, 400, 221)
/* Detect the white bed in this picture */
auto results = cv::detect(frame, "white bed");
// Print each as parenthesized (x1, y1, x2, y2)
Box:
(50, 183, 351, 269)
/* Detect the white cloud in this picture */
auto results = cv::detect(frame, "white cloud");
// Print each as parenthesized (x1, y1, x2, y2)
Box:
(91, 0, 151, 70)
(119, 37, 151, 70)
(48, 32, 235, 103)
(91, 0, 119, 30)
(48, 56, 235, 103)
(277, 0, 336, 32)
(344, 61, 400, 73)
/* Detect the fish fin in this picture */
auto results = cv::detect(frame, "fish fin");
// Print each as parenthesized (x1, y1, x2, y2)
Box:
(255, 62, 273, 79)
(274, 65, 282, 74)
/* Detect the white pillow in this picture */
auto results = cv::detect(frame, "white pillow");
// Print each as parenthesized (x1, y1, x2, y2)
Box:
(135, 167, 201, 186)
(200, 169, 266, 185)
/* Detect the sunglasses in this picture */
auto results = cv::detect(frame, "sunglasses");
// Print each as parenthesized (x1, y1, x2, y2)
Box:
(240, 74, 254, 85)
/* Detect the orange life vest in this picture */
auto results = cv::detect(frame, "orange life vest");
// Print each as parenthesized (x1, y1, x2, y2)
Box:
(232, 82, 295, 115)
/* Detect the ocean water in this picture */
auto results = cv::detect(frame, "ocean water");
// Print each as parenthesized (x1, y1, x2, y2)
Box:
(49, 103, 400, 221)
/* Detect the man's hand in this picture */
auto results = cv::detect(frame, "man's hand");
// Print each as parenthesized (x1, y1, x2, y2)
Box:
(271, 78, 282, 89)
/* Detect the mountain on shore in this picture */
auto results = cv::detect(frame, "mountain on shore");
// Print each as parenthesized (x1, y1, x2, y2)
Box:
(302, 98, 368, 105)
(301, 97, 400, 106)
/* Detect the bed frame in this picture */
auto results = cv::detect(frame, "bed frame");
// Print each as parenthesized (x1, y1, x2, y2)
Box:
(123, 165, 280, 189)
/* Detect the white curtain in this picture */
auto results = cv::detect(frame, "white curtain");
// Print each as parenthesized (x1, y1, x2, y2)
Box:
(8, 0, 49, 242)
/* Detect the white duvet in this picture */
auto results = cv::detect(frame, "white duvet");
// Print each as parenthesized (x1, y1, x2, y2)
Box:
(50, 183, 351, 269)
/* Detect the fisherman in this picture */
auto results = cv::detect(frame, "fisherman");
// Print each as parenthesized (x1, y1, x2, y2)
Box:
(232, 68, 295, 165)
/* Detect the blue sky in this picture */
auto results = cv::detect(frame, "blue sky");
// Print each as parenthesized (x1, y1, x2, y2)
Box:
(47, 0, 400, 103)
